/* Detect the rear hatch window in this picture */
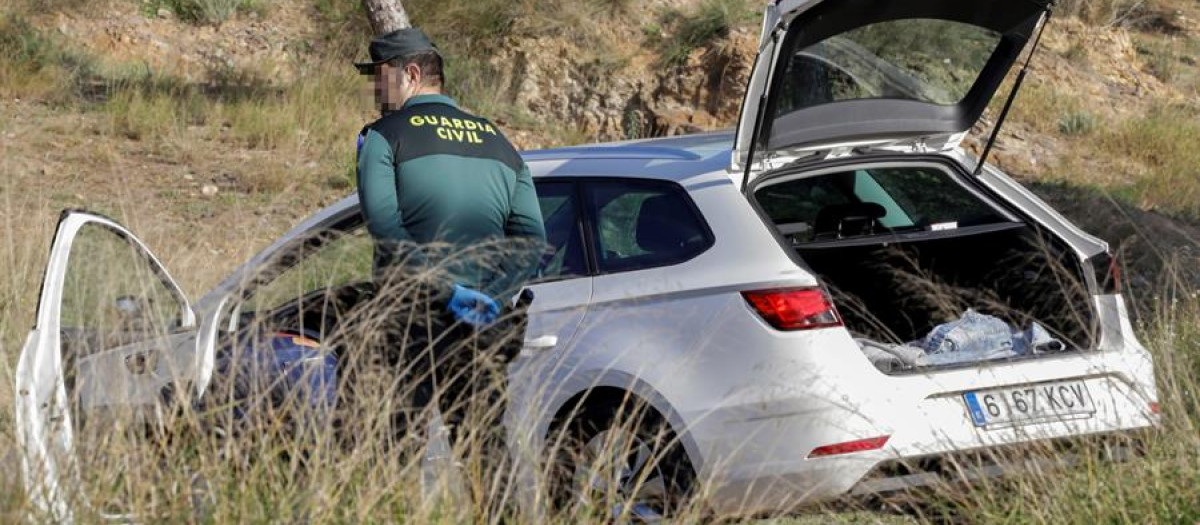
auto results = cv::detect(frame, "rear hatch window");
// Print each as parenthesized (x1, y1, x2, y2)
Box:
(774, 19, 1003, 116)
(738, 0, 1048, 157)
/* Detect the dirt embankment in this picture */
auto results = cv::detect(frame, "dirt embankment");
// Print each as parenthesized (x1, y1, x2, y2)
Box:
(32, 1, 319, 83)
(488, 27, 756, 147)
(6, 0, 1198, 290)
(28, 0, 761, 148)
(29, 1, 1195, 152)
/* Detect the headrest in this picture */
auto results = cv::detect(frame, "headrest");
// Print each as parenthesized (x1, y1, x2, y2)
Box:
(635, 194, 703, 254)
(813, 202, 887, 239)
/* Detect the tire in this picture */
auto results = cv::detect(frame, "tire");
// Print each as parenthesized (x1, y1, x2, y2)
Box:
(547, 400, 696, 522)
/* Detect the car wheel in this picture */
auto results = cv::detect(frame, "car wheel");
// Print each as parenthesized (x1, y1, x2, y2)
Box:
(548, 401, 695, 523)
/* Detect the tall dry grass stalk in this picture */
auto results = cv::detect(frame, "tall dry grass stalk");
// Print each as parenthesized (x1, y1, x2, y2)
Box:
(3, 227, 716, 523)
(1057, 0, 1147, 27)
(6, 194, 1198, 524)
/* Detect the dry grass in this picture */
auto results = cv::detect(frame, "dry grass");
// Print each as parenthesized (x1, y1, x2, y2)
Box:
(1093, 105, 1200, 221)
(1007, 82, 1098, 136)
(2, 186, 1197, 524)
(650, 0, 758, 66)
(929, 297, 1200, 524)
(145, 0, 273, 24)
(1058, 0, 1148, 27)
(1, 0, 1199, 523)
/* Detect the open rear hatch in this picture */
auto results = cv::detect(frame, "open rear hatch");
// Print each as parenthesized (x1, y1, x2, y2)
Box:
(734, 0, 1051, 176)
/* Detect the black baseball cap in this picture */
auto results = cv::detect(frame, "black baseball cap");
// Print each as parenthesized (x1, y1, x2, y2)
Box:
(354, 28, 440, 75)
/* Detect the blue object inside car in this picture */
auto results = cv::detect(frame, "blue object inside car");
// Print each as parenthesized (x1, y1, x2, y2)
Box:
(213, 329, 338, 425)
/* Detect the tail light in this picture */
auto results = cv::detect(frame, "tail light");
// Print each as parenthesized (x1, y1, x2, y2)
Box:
(1091, 251, 1122, 294)
(1108, 254, 1123, 294)
(742, 288, 842, 331)
(808, 435, 891, 458)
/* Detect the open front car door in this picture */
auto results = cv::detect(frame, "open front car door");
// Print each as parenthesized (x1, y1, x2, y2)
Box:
(15, 211, 200, 522)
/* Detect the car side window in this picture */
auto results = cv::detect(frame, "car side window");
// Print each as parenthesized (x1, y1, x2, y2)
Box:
(533, 181, 587, 279)
(584, 180, 712, 274)
(244, 228, 374, 313)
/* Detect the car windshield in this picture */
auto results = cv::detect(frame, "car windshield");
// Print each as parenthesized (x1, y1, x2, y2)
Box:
(242, 228, 374, 313)
(756, 166, 1010, 243)
(773, 18, 1003, 116)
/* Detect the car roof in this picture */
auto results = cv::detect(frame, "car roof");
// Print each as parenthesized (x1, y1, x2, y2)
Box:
(524, 130, 734, 183)
(198, 131, 736, 309)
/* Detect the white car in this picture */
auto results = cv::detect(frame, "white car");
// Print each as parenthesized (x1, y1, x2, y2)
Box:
(16, 0, 1160, 521)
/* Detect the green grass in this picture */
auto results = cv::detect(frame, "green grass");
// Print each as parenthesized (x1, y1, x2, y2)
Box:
(1094, 106, 1200, 221)
(0, 13, 94, 102)
(1001, 73, 1200, 222)
(653, 0, 756, 66)
(142, 0, 272, 24)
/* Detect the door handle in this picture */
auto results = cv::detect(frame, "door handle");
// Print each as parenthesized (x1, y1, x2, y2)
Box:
(521, 335, 558, 356)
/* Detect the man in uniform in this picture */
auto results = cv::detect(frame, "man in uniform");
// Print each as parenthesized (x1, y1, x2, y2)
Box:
(352, 28, 546, 479)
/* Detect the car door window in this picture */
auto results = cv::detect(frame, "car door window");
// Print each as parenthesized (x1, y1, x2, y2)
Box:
(244, 228, 374, 313)
(584, 180, 712, 274)
(534, 181, 587, 280)
(863, 168, 1006, 228)
(60, 222, 187, 356)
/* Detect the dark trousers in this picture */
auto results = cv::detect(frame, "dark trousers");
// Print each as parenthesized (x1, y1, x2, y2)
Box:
(395, 306, 524, 452)
(342, 278, 526, 485)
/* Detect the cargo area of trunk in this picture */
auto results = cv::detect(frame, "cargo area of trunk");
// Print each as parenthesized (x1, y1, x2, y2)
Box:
(797, 224, 1096, 371)
(751, 162, 1100, 372)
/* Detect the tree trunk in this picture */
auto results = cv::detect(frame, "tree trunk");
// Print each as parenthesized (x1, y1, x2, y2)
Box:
(361, 0, 411, 35)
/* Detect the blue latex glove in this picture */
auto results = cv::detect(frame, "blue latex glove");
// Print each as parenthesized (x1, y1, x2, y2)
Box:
(447, 285, 500, 327)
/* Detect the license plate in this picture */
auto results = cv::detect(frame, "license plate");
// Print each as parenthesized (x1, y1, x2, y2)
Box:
(964, 380, 1096, 429)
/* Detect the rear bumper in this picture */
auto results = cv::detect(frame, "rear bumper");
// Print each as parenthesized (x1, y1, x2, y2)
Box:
(849, 432, 1147, 497)
(692, 298, 1158, 515)
(700, 372, 1157, 515)
(699, 387, 1156, 516)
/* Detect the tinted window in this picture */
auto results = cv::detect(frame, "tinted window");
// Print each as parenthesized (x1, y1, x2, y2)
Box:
(534, 181, 587, 279)
(585, 180, 712, 273)
(756, 167, 1008, 243)
(774, 19, 1002, 116)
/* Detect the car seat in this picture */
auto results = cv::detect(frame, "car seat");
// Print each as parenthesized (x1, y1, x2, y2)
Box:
(633, 194, 707, 263)
(813, 202, 887, 240)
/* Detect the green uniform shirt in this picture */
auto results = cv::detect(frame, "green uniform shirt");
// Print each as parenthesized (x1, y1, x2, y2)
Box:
(356, 94, 546, 301)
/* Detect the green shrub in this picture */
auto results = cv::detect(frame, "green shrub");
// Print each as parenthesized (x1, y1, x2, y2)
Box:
(1057, 0, 1144, 26)
(1059, 111, 1098, 136)
(655, 0, 755, 66)
(148, 0, 269, 24)
(0, 14, 92, 101)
